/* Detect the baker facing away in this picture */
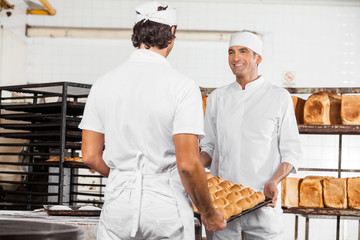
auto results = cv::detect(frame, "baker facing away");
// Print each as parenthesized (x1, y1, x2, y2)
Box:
(200, 31, 302, 239)
(79, 2, 226, 239)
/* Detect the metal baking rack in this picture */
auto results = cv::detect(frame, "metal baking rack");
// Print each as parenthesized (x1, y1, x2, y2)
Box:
(285, 87, 360, 240)
(0, 82, 104, 210)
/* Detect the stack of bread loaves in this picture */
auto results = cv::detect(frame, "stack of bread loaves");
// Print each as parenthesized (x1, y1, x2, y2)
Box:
(282, 176, 360, 209)
(291, 92, 360, 125)
(194, 173, 266, 219)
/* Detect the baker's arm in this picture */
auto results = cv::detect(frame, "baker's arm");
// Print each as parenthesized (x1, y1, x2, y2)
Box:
(264, 162, 294, 207)
(174, 133, 226, 232)
(200, 151, 212, 168)
(81, 130, 110, 177)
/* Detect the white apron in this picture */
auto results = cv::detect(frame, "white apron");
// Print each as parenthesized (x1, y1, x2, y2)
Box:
(97, 152, 194, 240)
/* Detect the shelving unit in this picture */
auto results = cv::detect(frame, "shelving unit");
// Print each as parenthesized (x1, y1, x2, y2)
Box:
(0, 82, 105, 210)
(284, 88, 360, 240)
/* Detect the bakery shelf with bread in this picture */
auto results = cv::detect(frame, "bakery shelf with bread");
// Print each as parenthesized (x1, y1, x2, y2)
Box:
(287, 88, 360, 126)
(284, 87, 360, 240)
(194, 173, 268, 221)
(282, 176, 360, 210)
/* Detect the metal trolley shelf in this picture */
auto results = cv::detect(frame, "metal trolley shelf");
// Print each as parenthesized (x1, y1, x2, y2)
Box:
(284, 87, 360, 240)
(0, 82, 104, 210)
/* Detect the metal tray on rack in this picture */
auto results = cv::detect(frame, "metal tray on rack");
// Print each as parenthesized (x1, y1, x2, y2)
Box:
(1, 102, 85, 116)
(44, 205, 101, 216)
(194, 198, 272, 223)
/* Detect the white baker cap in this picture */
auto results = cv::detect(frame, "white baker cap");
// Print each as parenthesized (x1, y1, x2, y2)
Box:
(229, 31, 263, 56)
(135, 2, 176, 27)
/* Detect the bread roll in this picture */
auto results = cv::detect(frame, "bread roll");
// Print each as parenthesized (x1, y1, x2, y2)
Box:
(237, 196, 254, 211)
(291, 96, 306, 124)
(347, 178, 360, 209)
(251, 192, 266, 205)
(208, 177, 221, 187)
(228, 184, 245, 192)
(240, 188, 255, 198)
(219, 180, 234, 190)
(213, 198, 229, 209)
(218, 206, 232, 220)
(209, 185, 223, 195)
(323, 178, 347, 209)
(214, 189, 228, 199)
(226, 191, 244, 204)
(341, 94, 360, 125)
(281, 177, 301, 208)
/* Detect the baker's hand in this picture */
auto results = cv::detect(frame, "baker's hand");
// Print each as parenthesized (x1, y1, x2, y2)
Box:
(201, 207, 227, 232)
(264, 180, 278, 207)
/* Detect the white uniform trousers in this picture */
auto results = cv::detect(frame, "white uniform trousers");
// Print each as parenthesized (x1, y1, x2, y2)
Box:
(207, 206, 283, 240)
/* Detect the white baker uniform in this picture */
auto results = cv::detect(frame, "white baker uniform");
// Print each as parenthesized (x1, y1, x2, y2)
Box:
(79, 49, 205, 240)
(200, 77, 301, 240)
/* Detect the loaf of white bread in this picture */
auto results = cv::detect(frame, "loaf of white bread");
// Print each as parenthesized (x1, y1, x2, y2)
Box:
(303, 92, 341, 125)
(291, 96, 306, 125)
(282, 176, 360, 209)
(341, 94, 360, 125)
(194, 173, 266, 219)
(281, 177, 301, 208)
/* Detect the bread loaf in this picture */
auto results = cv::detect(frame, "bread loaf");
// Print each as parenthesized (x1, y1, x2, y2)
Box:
(329, 94, 342, 124)
(347, 178, 360, 209)
(299, 176, 335, 207)
(291, 96, 306, 124)
(323, 178, 347, 209)
(341, 94, 360, 125)
(281, 177, 301, 208)
(304, 92, 330, 125)
(303, 92, 341, 125)
(195, 173, 266, 219)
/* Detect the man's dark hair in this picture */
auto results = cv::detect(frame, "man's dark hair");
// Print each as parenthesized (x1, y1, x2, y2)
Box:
(131, 20, 176, 49)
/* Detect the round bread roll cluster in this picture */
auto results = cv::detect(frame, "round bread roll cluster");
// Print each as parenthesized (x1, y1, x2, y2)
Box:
(195, 173, 266, 220)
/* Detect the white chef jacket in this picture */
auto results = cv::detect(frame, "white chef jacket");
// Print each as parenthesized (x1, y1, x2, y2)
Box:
(200, 76, 301, 204)
(79, 49, 205, 240)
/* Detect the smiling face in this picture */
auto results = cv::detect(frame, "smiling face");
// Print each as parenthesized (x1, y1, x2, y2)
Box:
(228, 46, 262, 79)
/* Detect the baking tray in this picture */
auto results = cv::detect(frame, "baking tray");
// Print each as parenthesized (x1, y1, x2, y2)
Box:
(227, 198, 272, 222)
(194, 198, 272, 223)
(44, 205, 101, 216)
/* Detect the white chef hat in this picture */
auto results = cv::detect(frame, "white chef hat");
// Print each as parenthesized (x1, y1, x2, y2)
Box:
(135, 2, 176, 27)
(229, 31, 263, 56)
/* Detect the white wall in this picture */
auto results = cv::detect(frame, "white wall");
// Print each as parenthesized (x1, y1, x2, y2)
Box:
(24, 0, 360, 88)
(0, 0, 27, 87)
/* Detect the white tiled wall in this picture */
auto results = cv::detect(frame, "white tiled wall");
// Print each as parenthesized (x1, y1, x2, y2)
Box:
(1, 0, 360, 239)
(22, 0, 360, 88)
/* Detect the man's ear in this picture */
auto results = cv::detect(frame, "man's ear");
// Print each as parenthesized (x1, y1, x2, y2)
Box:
(171, 26, 176, 36)
(256, 54, 262, 64)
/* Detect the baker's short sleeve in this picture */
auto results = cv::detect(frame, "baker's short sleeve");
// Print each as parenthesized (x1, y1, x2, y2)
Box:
(78, 83, 105, 134)
(173, 81, 205, 138)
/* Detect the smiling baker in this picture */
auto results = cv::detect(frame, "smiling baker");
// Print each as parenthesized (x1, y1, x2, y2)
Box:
(199, 31, 302, 239)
